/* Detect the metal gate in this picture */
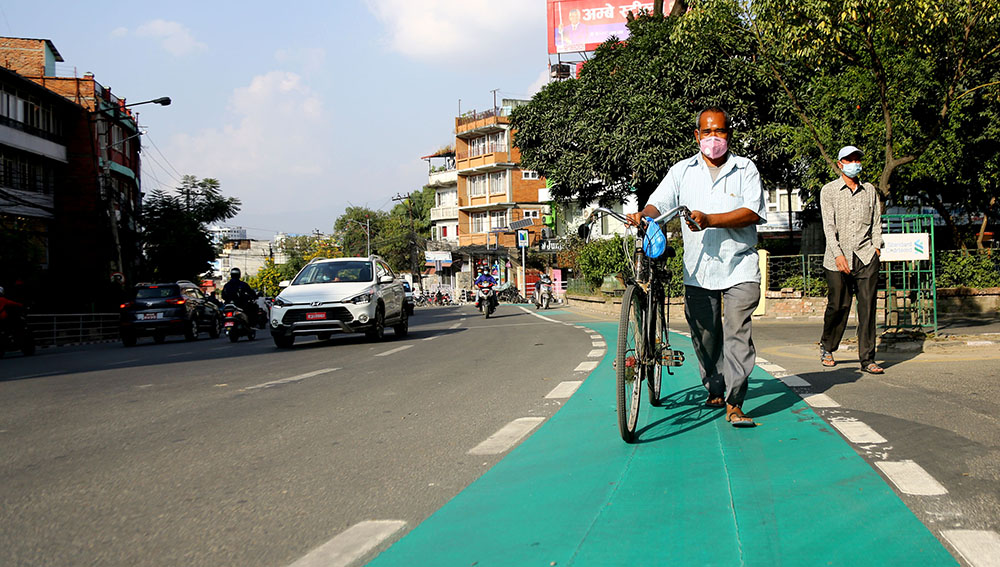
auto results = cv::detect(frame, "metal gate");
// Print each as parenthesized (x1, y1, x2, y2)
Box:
(880, 214, 937, 334)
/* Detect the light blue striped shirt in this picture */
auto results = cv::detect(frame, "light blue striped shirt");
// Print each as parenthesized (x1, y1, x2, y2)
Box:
(647, 152, 768, 290)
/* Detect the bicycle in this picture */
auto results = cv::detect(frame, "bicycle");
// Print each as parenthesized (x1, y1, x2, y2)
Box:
(578, 205, 700, 443)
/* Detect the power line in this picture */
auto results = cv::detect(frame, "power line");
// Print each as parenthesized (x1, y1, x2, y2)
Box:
(141, 130, 184, 179)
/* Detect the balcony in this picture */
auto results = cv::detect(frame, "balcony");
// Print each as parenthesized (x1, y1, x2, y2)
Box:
(430, 205, 459, 221)
(456, 151, 513, 173)
(428, 168, 458, 187)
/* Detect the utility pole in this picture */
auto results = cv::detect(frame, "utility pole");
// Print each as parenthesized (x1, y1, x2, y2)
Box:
(392, 192, 421, 284)
(491, 88, 499, 113)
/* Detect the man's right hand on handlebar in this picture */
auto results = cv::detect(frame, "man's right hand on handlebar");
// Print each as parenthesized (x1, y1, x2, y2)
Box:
(627, 205, 706, 232)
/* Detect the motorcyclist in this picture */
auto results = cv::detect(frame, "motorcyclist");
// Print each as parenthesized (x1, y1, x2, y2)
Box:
(0, 286, 25, 335)
(534, 272, 553, 300)
(474, 270, 497, 310)
(221, 268, 258, 326)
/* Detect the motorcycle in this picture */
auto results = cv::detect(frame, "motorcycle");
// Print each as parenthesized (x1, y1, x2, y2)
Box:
(533, 281, 554, 310)
(0, 306, 35, 358)
(223, 303, 256, 342)
(476, 282, 497, 319)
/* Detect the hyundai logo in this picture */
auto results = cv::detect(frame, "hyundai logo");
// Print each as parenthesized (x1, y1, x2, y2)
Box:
(310, 301, 323, 307)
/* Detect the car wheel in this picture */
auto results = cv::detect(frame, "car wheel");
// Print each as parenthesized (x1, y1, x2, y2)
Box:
(122, 332, 137, 347)
(184, 319, 198, 341)
(273, 334, 294, 348)
(365, 306, 385, 341)
(393, 308, 409, 338)
(208, 316, 222, 338)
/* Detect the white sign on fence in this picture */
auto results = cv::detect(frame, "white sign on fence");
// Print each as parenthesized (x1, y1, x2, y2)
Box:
(880, 233, 930, 262)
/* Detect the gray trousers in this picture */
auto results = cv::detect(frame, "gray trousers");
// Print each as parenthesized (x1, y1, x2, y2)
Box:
(684, 282, 761, 407)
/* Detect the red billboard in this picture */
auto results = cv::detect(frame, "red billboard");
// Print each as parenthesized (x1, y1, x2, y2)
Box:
(547, 1, 675, 54)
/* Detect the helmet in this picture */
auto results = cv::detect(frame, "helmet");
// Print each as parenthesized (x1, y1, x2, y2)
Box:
(230, 267, 241, 280)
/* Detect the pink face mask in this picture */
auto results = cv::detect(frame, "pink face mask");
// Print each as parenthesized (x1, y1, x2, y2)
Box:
(699, 136, 728, 160)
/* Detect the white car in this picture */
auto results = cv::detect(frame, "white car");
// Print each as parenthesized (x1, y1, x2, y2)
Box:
(269, 256, 407, 348)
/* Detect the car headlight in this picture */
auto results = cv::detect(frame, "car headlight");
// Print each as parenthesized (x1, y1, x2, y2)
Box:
(345, 289, 374, 304)
(272, 296, 291, 309)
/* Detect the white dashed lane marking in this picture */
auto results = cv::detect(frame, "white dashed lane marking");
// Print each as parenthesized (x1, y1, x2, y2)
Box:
(799, 392, 841, 408)
(545, 381, 583, 399)
(287, 520, 407, 567)
(592, 341, 606, 348)
(468, 417, 545, 455)
(375, 345, 413, 357)
(758, 363, 785, 373)
(574, 361, 599, 372)
(244, 368, 339, 391)
(829, 419, 887, 444)
(940, 529, 1000, 567)
(587, 349, 605, 358)
(874, 460, 948, 496)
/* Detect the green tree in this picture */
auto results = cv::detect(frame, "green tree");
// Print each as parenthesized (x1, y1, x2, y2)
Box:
(334, 207, 385, 258)
(140, 177, 241, 282)
(245, 257, 283, 298)
(277, 234, 342, 280)
(742, 0, 1000, 215)
(511, 5, 775, 207)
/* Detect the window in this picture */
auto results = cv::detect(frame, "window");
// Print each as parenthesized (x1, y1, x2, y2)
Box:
(522, 170, 539, 180)
(490, 210, 507, 230)
(489, 171, 507, 195)
(522, 210, 539, 219)
(472, 212, 488, 233)
(441, 226, 447, 237)
(431, 226, 438, 241)
(468, 175, 487, 197)
(467, 131, 509, 158)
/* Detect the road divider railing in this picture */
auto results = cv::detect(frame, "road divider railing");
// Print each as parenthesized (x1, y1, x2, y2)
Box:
(27, 313, 120, 347)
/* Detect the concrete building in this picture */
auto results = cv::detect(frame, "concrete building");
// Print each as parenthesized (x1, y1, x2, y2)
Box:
(1, 37, 152, 309)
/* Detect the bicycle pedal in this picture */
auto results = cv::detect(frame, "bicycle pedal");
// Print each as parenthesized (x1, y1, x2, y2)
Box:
(661, 349, 685, 366)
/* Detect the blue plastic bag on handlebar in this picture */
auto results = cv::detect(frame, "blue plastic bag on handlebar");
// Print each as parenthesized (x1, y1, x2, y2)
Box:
(642, 216, 667, 259)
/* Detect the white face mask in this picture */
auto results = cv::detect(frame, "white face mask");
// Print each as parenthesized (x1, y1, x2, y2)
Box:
(841, 162, 862, 178)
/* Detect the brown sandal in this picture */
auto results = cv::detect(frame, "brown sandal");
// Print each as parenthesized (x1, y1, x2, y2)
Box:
(706, 396, 725, 408)
(726, 406, 756, 428)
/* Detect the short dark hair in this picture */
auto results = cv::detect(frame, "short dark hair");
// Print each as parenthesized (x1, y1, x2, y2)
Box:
(695, 107, 731, 131)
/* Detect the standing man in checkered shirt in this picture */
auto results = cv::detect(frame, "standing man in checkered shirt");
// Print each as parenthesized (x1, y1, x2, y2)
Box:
(819, 145, 885, 374)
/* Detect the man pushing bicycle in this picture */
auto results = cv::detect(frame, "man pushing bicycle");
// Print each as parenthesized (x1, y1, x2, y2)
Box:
(628, 107, 767, 428)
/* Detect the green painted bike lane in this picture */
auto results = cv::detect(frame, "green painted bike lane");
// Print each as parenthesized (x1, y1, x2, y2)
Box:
(368, 322, 956, 566)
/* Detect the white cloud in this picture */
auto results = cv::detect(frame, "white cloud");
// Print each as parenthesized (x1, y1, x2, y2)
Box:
(525, 67, 551, 97)
(133, 19, 206, 56)
(365, 0, 543, 64)
(164, 71, 333, 221)
(110, 27, 128, 38)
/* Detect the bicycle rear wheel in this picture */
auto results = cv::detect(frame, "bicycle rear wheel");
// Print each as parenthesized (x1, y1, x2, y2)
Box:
(648, 296, 665, 407)
(617, 284, 644, 443)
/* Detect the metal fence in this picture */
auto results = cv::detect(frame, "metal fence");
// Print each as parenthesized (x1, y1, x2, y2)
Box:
(767, 254, 827, 295)
(27, 313, 120, 347)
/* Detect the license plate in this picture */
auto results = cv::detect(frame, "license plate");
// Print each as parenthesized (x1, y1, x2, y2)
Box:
(306, 312, 326, 320)
(224, 322, 234, 327)
(139, 312, 162, 320)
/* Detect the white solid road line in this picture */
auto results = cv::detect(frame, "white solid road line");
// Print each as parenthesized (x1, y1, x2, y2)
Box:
(516, 305, 560, 323)
(422, 336, 438, 341)
(940, 530, 1000, 567)
(574, 361, 599, 372)
(107, 359, 139, 366)
(469, 417, 546, 455)
(375, 345, 413, 357)
(829, 418, 887, 444)
(874, 460, 948, 496)
(244, 368, 339, 391)
(287, 520, 407, 567)
(799, 392, 841, 408)
(546, 381, 583, 399)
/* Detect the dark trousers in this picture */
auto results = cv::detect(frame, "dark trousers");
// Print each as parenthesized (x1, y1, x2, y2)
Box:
(821, 254, 880, 365)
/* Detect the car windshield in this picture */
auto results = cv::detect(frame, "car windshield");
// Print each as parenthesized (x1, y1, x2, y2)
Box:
(135, 285, 180, 299)
(293, 261, 373, 285)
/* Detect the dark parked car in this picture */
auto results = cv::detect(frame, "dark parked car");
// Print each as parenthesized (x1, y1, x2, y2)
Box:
(120, 281, 223, 346)
(402, 281, 415, 316)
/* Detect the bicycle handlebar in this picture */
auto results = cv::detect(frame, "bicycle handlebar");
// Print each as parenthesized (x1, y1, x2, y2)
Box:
(584, 204, 701, 231)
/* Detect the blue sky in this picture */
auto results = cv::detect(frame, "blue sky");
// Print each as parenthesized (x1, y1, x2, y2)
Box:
(2, 1, 550, 238)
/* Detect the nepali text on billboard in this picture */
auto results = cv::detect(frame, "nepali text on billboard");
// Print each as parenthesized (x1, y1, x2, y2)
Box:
(547, 1, 675, 55)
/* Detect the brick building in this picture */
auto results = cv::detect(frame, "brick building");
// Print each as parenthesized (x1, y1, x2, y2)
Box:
(1, 37, 151, 310)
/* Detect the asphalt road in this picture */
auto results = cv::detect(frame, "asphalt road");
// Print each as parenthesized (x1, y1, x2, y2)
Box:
(0, 304, 593, 567)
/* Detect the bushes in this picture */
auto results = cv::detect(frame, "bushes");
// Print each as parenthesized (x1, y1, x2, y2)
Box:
(937, 250, 1000, 288)
(575, 235, 685, 296)
(777, 275, 829, 297)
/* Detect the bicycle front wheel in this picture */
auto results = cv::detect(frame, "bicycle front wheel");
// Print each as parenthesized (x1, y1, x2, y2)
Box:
(617, 284, 644, 443)
(648, 297, 665, 407)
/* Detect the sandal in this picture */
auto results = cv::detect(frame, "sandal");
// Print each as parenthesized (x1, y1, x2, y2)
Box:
(820, 347, 835, 367)
(725, 406, 756, 428)
(706, 396, 726, 408)
(862, 362, 885, 374)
